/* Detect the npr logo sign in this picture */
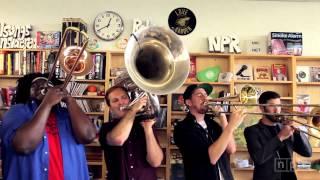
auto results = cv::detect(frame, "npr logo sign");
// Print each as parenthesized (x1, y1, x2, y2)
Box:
(208, 35, 241, 53)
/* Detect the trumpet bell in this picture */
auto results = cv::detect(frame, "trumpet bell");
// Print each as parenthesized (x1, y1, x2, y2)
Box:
(310, 107, 320, 127)
(240, 85, 258, 104)
(125, 26, 190, 95)
(59, 46, 93, 76)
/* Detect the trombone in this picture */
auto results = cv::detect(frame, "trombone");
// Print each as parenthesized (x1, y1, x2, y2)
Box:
(46, 27, 93, 91)
(205, 100, 320, 140)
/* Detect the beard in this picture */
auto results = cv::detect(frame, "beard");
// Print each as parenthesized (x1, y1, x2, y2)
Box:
(196, 105, 208, 114)
(265, 114, 280, 123)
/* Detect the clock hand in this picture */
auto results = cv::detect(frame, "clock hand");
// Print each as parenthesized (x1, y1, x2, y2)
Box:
(97, 25, 108, 31)
(97, 18, 112, 31)
(106, 18, 112, 28)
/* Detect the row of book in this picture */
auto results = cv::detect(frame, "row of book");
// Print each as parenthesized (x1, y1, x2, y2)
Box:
(66, 82, 89, 96)
(154, 108, 167, 128)
(235, 64, 289, 81)
(0, 51, 47, 75)
(75, 99, 105, 113)
(0, 51, 106, 80)
(296, 66, 320, 82)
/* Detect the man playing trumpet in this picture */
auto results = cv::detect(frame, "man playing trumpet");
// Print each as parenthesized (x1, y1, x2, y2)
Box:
(244, 91, 312, 180)
(174, 83, 246, 180)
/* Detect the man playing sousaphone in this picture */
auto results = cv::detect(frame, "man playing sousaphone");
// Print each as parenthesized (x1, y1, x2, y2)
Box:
(99, 85, 163, 180)
(174, 83, 246, 180)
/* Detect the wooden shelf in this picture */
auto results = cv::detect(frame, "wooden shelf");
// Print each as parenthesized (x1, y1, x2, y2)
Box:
(87, 161, 103, 166)
(297, 82, 320, 86)
(69, 79, 105, 83)
(0, 75, 23, 79)
(281, 97, 293, 100)
(295, 169, 319, 172)
(170, 145, 179, 150)
(236, 147, 248, 152)
(73, 95, 105, 99)
(232, 167, 254, 171)
(85, 112, 104, 116)
(85, 142, 101, 147)
(234, 80, 293, 84)
(155, 127, 167, 131)
(312, 147, 320, 153)
(184, 81, 231, 86)
(171, 111, 187, 115)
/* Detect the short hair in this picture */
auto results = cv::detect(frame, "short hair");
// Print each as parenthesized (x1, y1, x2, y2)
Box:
(258, 91, 280, 105)
(13, 73, 62, 104)
(104, 86, 129, 106)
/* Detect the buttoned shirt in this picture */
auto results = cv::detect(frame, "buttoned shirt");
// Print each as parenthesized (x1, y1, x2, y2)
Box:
(99, 119, 157, 180)
(1, 100, 90, 180)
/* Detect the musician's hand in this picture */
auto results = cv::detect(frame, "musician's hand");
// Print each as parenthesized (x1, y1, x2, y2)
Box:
(140, 119, 156, 130)
(228, 109, 247, 130)
(131, 96, 148, 113)
(60, 88, 73, 104)
(210, 105, 225, 117)
(277, 121, 295, 141)
(42, 87, 65, 107)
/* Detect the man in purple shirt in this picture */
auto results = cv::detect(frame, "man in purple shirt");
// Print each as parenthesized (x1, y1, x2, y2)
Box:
(99, 86, 163, 180)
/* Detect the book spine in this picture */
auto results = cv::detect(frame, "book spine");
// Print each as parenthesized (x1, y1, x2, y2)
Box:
(0, 51, 5, 75)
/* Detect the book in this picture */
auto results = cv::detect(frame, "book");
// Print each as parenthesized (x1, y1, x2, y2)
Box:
(268, 32, 302, 56)
(296, 66, 310, 82)
(271, 64, 287, 81)
(295, 94, 311, 113)
(36, 31, 61, 49)
(310, 66, 320, 82)
(186, 56, 196, 82)
(171, 94, 185, 111)
(0, 51, 5, 75)
(253, 66, 271, 81)
(235, 64, 253, 80)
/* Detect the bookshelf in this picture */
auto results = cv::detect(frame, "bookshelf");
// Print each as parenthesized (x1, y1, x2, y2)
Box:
(1, 49, 320, 179)
(105, 51, 320, 180)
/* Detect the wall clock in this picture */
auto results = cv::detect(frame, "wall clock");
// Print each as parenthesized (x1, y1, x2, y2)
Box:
(94, 11, 124, 41)
(168, 7, 196, 35)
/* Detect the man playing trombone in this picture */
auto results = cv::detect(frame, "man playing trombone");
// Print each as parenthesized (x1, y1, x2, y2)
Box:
(1, 73, 97, 180)
(244, 91, 312, 180)
(174, 83, 246, 180)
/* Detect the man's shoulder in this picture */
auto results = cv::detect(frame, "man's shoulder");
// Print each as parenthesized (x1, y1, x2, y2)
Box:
(244, 123, 261, 134)
(100, 121, 118, 132)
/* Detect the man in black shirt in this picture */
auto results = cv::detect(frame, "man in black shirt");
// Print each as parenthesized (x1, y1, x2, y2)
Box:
(174, 83, 246, 180)
(99, 86, 163, 180)
(244, 91, 312, 180)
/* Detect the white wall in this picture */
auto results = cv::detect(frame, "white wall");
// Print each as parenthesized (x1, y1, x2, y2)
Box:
(1, 0, 320, 55)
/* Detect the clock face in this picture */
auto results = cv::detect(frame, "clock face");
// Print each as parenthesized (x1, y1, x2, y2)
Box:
(94, 11, 124, 41)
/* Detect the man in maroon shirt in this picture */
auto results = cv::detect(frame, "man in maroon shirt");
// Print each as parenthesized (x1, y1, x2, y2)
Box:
(99, 86, 163, 180)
